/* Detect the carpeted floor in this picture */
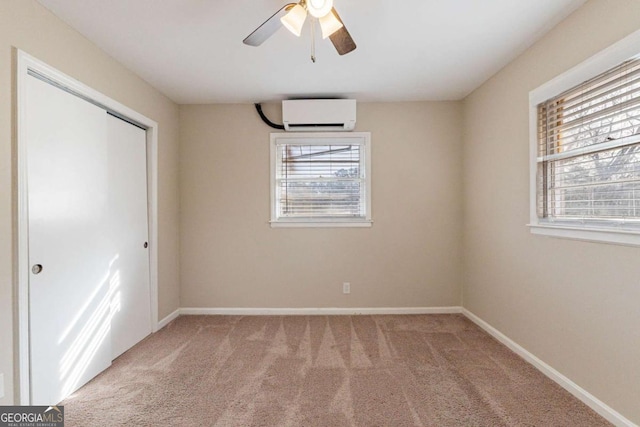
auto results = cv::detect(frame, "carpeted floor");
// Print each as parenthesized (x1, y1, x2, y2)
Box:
(61, 314, 611, 426)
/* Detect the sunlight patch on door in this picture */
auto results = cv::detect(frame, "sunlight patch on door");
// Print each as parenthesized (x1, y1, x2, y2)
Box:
(58, 256, 121, 399)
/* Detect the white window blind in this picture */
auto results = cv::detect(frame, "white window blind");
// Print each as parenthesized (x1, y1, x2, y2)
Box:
(537, 57, 640, 226)
(270, 133, 371, 227)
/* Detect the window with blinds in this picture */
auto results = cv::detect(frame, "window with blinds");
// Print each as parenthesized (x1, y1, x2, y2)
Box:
(270, 133, 371, 226)
(537, 57, 640, 227)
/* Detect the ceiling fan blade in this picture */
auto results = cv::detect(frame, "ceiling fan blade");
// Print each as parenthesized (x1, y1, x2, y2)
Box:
(243, 3, 296, 47)
(328, 8, 356, 55)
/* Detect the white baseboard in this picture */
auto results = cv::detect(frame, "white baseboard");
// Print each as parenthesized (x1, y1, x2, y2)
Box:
(462, 309, 637, 427)
(179, 306, 462, 316)
(157, 308, 180, 330)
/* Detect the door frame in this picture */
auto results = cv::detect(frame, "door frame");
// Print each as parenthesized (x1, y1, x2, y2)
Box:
(15, 50, 160, 404)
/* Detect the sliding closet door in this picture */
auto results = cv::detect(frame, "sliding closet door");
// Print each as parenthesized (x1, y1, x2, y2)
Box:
(107, 114, 151, 360)
(26, 76, 152, 404)
(26, 74, 113, 405)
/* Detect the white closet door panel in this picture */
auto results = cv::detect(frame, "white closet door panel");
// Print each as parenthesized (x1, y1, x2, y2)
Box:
(107, 115, 151, 360)
(26, 75, 112, 404)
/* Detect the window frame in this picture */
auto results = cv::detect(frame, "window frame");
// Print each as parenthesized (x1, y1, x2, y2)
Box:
(528, 29, 640, 247)
(270, 132, 372, 228)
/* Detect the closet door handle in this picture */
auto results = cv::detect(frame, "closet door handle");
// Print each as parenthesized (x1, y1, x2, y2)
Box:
(32, 264, 43, 275)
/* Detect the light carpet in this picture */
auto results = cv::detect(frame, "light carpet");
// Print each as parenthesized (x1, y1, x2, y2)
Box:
(61, 314, 611, 426)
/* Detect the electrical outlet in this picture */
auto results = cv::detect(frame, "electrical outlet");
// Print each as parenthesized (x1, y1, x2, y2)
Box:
(343, 282, 350, 294)
(0, 373, 4, 399)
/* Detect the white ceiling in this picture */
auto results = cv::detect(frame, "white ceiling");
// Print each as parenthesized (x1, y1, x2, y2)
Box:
(37, 0, 587, 104)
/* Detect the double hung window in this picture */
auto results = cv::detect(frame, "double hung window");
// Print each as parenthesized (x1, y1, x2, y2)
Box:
(530, 35, 640, 246)
(537, 58, 640, 225)
(270, 132, 372, 227)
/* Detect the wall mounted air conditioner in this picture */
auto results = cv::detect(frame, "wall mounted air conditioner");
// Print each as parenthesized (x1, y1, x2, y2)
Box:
(282, 99, 356, 131)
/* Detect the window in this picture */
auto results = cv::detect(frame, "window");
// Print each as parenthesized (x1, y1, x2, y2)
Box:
(529, 31, 640, 246)
(270, 132, 371, 227)
(537, 58, 640, 224)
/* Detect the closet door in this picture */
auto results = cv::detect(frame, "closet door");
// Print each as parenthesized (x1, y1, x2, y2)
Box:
(26, 76, 152, 404)
(107, 114, 151, 360)
(26, 75, 113, 404)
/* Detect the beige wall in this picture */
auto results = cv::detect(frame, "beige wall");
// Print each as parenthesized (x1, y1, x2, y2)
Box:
(0, 1, 181, 404)
(2, 0, 636, 422)
(179, 102, 463, 309)
(462, 0, 640, 423)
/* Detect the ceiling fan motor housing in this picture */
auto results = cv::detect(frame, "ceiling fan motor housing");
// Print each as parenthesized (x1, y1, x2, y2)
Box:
(306, 0, 334, 18)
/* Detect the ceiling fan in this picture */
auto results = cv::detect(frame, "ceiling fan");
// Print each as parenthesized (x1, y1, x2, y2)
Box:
(243, 0, 356, 61)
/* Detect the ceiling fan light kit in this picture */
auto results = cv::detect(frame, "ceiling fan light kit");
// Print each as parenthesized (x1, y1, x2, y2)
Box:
(280, 4, 307, 37)
(243, 0, 356, 60)
(319, 11, 343, 39)
(281, 0, 341, 39)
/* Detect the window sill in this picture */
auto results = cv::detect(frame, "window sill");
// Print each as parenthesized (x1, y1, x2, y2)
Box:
(528, 223, 640, 247)
(270, 220, 373, 228)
